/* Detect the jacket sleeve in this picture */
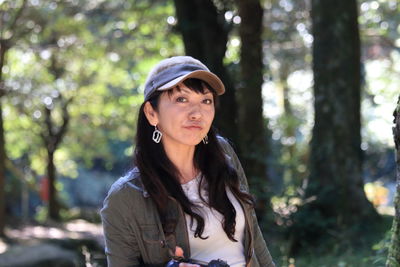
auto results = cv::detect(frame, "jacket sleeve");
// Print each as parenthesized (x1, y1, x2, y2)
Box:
(250, 210, 276, 267)
(219, 137, 275, 267)
(100, 184, 141, 267)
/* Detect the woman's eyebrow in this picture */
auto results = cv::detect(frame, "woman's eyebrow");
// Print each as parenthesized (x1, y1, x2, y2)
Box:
(179, 87, 192, 94)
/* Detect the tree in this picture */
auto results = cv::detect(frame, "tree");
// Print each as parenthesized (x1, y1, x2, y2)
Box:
(0, 0, 45, 235)
(235, 0, 272, 221)
(173, 0, 238, 144)
(7, 5, 82, 220)
(5, 0, 182, 221)
(289, 0, 380, 252)
(41, 55, 72, 220)
(387, 95, 400, 266)
(8, 0, 93, 221)
(6, 0, 120, 220)
(4, 0, 101, 220)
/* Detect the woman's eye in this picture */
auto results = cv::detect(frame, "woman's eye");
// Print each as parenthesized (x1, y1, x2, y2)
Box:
(176, 97, 187, 103)
(203, 99, 213, 105)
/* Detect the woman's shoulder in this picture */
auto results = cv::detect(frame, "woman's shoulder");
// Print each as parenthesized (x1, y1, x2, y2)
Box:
(216, 135, 236, 157)
(100, 168, 160, 235)
(216, 135, 231, 147)
(216, 135, 250, 192)
(216, 135, 239, 164)
(105, 167, 149, 200)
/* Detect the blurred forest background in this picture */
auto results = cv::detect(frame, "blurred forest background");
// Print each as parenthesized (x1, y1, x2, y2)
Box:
(0, 0, 399, 266)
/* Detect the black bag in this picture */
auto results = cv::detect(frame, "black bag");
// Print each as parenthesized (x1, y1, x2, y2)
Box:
(166, 258, 229, 267)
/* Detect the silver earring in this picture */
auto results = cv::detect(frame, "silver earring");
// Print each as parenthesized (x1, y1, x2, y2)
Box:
(152, 125, 162, 143)
(202, 135, 209, 144)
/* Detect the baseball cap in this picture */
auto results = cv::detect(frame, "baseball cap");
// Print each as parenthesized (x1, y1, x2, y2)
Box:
(143, 56, 225, 100)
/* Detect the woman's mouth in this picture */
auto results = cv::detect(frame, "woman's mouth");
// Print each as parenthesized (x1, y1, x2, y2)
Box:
(183, 125, 203, 130)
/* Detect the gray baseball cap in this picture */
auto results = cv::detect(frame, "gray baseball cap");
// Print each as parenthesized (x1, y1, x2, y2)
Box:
(143, 56, 225, 100)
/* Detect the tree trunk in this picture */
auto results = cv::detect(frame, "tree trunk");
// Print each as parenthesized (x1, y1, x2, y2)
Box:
(387, 95, 400, 266)
(173, 0, 238, 144)
(0, 102, 5, 237)
(235, 0, 272, 222)
(290, 0, 379, 252)
(44, 104, 60, 221)
(0, 40, 9, 237)
(47, 149, 59, 220)
(42, 94, 70, 221)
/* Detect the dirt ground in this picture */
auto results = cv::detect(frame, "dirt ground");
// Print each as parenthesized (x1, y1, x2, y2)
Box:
(0, 219, 106, 267)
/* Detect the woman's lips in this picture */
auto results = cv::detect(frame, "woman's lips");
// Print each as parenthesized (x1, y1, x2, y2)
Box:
(183, 125, 203, 130)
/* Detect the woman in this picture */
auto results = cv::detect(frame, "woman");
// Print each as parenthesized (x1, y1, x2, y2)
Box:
(101, 56, 275, 267)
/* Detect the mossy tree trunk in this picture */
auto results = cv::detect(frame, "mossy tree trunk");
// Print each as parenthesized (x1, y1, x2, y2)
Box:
(289, 0, 379, 253)
(173, 0, 238, 144)
(387, 95, 400, 266)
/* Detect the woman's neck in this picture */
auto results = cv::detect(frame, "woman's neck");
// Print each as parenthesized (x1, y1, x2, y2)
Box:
(162, 142, 198, 184)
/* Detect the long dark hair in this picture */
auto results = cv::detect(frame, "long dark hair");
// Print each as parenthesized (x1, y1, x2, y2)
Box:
(134, 78, 254, 241)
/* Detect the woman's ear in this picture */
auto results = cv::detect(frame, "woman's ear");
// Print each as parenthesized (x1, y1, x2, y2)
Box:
(143, 101, 159, 126)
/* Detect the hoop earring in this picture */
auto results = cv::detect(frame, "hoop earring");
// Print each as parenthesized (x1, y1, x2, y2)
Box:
(202, 135, 209, 144)
(152, 125, 162, 143)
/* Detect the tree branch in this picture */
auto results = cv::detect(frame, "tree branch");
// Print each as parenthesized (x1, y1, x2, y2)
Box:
(7, 0, 28, 39)
(53, 96, 73, 149)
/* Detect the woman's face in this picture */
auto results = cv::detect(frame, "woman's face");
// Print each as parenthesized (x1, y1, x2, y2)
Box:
(144, 83, 215, 148)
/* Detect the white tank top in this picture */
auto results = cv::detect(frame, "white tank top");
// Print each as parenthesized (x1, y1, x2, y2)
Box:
(181, 175, 246, 267)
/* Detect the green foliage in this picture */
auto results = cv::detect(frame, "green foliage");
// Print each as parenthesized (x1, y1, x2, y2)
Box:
(4, 0, 183, 179)
(268, 215, 393, 267)
(34, 205, 48, 223)
(2, 1, 399, 265)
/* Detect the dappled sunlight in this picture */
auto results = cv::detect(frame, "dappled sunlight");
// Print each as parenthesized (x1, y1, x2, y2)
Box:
(1, 0, 399, 265)
(0, 220, 105, 266)
(364, 181, 395, 216)
(7, 225, 66, 240)
(65, 219, 103, 235)
(0, 239, 8, 254)
(4, 219, 103, 244)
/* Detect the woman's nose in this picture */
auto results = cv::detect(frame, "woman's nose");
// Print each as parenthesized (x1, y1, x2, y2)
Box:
(189, 104, 202, 120)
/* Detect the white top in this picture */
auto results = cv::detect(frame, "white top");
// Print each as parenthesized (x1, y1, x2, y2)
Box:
(181, 175, 246, 267)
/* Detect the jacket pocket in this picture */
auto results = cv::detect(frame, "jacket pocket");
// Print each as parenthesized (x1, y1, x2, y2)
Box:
(139, 224, 175, 264)
(141, 224, 161, 243)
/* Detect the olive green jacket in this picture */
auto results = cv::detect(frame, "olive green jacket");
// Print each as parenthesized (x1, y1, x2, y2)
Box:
(100, 139, 275, 267)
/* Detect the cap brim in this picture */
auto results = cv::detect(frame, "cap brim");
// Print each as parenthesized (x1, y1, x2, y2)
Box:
(158, 70, 225, 95)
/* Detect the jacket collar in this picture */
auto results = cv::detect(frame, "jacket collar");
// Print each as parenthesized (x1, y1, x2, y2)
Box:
(125, 167, 150, 198)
